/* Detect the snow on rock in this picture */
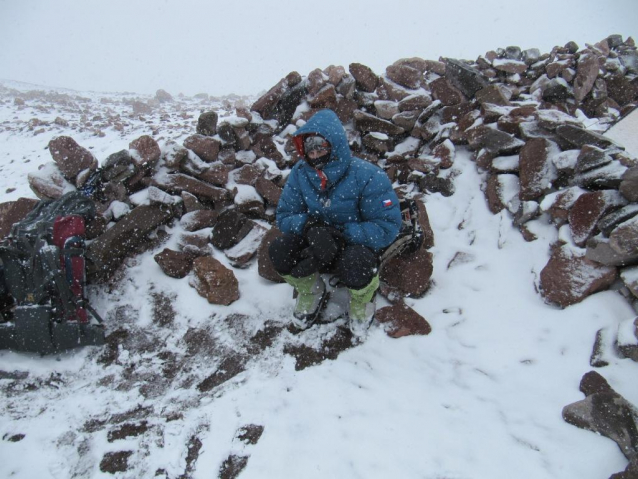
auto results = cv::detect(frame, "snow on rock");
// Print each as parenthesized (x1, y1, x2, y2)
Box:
(27, 162, 76, 200)
(539, 244, 618, 307)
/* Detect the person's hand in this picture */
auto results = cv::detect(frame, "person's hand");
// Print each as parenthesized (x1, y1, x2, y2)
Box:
(306, 226, 345, 264)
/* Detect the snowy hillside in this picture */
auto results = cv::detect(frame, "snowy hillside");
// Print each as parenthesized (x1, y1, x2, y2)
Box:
(0, 65, 637, 479)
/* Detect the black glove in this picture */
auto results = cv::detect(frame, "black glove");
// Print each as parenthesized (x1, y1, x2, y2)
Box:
(305, 226, 345, 265)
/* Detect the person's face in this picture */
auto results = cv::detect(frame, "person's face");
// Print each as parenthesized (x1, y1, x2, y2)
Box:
(307, 145, 330, 159)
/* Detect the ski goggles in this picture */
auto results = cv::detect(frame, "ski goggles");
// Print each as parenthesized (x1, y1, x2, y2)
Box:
(303, 135, 330, 154)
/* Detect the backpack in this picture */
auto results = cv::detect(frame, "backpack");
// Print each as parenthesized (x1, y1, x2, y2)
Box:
(0, 191, 105, 354)
(379, 198, 425, 269)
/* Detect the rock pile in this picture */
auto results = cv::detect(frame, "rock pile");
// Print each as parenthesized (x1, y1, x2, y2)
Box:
(2, 34, 638, 341)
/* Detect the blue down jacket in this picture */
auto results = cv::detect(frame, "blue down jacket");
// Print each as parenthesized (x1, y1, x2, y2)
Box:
(276, 109, 402, 252)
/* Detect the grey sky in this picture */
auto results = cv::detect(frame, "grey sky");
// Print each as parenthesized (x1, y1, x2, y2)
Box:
(0, 0, 636, 97)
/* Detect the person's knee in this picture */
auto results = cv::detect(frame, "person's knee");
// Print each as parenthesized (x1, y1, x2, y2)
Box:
(337, 245, 378, 289)
(269, 234, 305, 275)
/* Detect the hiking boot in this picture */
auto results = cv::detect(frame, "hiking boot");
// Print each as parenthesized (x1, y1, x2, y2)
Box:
(282, 273, 327, 330)
(347, 275, 379, 340)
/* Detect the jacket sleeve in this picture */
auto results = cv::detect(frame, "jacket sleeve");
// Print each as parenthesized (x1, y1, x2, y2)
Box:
(275, 167, 309, 235)
(342, 170, 402, 251)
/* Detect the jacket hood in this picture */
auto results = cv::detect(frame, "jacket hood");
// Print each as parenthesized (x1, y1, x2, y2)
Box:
(293, 109, 352, 187)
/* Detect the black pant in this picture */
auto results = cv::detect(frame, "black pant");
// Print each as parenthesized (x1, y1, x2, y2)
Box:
(269, 233, 378, 289)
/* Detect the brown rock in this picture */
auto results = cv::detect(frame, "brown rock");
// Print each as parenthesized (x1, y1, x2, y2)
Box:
(224, 223, 268, 268)
(48, 136, 98, 181)
(380, 245, 433, 297)
(353, 110, 405, 136)
(152, 173, 230, 204)
(375, 302, 432, 338)
(309, 84, 338, 110)
(475, 84, 511, 106)
(335, 97, 358, 123)
(539, 244, 617, 307)
(492, 58, 528, 75)
(302, 68, 327, 96)
(610, 216, 638, 256)
(180, 209, 219, 232)
(376, 78, 411, 101)
(444, 58, 489, 99)
(569, 190, 627, 247)
(573, 54, 601, 102)
(86, 204, 174, 280)
(27, 163, 75, 200)
(430, 78, 466, 106)
(620, 167, 638, 202)
(324, 65, 347, 86)
(191, 256, 239, 305)
(580, 370, 615, 397)
(196, 163, 231, 187)
(154, 248, 194, 278)
(181, 191, 205, 213)
(485, 174, 519, 214)
(250, 78, 288, 119)
(466, 125, 525, 156)
(398, 94, 432, 112)
(433, 140, 455, 169)
(129, 135, 161, 168)
(255, 177, 282, 205)
(211, 209, 253, 250)
(386, 64, 422, 90)
(257, 227, 285, 283)
(585, 236, 638, 267)
(349, 63, 379, 93)
(183, 134, 221, 163)
(0, 197, 39, 238)
(518, 138, 558, 201)
(232, 164, 264, 186)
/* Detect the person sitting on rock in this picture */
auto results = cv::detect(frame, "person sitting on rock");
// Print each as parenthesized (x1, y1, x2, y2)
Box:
(269, 109, 402, 339)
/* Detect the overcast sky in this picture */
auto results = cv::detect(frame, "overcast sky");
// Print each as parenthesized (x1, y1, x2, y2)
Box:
(1, 0, 636, 97)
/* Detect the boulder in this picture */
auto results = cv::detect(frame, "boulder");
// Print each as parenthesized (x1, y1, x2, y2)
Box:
(181, 191, 206, 213)
(183, 134, 221, 163)
(251, 77, 289, 119)
(518, 138, 558, 201)
(152, 173, 230, 204)
(155, 89, 173, 103)
(492, 58, 528, 75)
(307, 68, 327, 96)
(569, 190, 627, 247)
(349, 63, 379, 93)
(224, 223, 268, 268)
(374, 100, 400, 120)
(385, 64, 422, 90)
(539, 244, 617, 307)
(433, 139, 455, 169)
(211, 209, 254, 250)
(48, 136, 98, 182)
(0, 198, 39, 238)
(87, 204, 174, 280)
(380, 245, 433, 298)
(430, 77, 466, 106)
(375, 302, 432, 338)
(444, 59, 489, 99)
(542, 78, 571, 102)
(562, 375, 638, 462)
(180, 209, 219, 232)
(129, 135, 161, 168)
(598, 205, 638, 236)
(28, 162, 75, 200)
(353, 110, 405, 136)
(475, 84, 511, 106)
(308, 84, 338, 110)
(555, 124, 618, 149)
(466, 125, 525, 156)
(376, 77, 411, 101)
(255, 177, 282, 205)
(191, 257, 239, 305)
(232, 164, 264, 186)
(485, 174, 520, 214)
(257, 227, 285, 283)
(573, 54, 601, 102)
(102, 150, 137, 182)
(154, 248, 194, 279)
(620, 167, 638, 202)
(610, 216, 638, 257)
(621, 267, 638, 299)
(196, 163, 232, 187)
(398, 94, 432, 112)
(586, 236, 638, 267)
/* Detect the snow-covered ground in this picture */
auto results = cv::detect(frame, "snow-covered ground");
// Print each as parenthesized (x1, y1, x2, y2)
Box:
(0, 82, 636, 479)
